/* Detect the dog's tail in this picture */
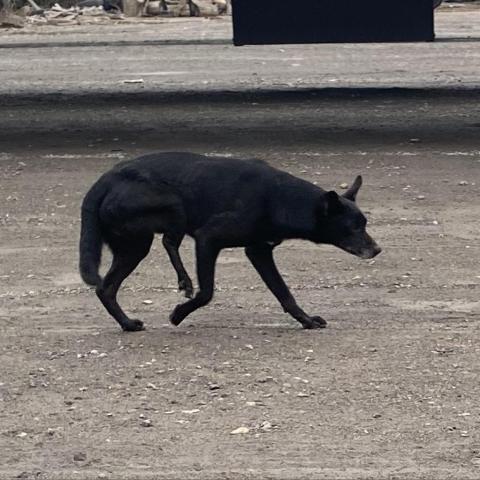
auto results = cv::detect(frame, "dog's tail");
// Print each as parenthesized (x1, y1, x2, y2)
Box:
(79, 177, 109, 287)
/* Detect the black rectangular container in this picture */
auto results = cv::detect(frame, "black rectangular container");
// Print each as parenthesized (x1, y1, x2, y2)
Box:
(232, 0, 434, 45)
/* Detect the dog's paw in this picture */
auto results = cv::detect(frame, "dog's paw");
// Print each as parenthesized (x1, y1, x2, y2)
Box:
(122, 319, 145, 332)
(169, 305, 185, 326)
(178, 279, 194, 299)
(302, 316, 327, 329)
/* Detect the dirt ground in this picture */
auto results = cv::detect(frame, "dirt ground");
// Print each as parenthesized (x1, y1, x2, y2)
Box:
(1, 89, 480, 479)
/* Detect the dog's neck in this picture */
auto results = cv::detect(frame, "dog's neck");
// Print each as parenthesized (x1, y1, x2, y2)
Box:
(270, 177, 325, 241)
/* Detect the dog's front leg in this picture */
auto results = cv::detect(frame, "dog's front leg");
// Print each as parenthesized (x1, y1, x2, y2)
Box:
(169, 237, 219, 326)
(162, 233, 194, 298)
(245, 244, 327, 329)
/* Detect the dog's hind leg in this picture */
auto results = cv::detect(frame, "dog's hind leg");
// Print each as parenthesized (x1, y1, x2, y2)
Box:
(245, 243, 327, 329)
(162, 233, 194, 298)
(96, 233, 153, 332)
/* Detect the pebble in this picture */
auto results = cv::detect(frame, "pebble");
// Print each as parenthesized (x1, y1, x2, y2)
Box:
(73, 452, 87, 462)
(230, 426, 250, 435)
(339, 183, 349, 189)
(140, 419, 152, 427)
(142, 300, 153, 305)
(258, 376, 274, 383)
(260, 421, 273, 432)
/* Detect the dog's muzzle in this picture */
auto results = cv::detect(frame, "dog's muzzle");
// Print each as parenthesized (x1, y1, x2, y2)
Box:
(357, 244, 382, 259)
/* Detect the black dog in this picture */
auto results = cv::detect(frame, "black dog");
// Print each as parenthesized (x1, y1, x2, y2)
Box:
(79, 152, 381, 332)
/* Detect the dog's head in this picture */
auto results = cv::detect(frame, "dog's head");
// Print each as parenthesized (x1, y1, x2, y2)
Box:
(317, 176, 381, 259)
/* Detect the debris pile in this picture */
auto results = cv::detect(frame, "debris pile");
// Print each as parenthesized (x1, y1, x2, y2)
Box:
(145, 0, 229, 17)
(0, 0, 230, 26)
(26, 3, 123, 25)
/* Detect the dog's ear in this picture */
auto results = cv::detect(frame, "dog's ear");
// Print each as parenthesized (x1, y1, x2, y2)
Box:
(342, 175, 362, 202)
(325, 190, 343, 215)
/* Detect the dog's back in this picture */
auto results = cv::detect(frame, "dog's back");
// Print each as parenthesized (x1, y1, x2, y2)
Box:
(108, 152, 297, 232)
